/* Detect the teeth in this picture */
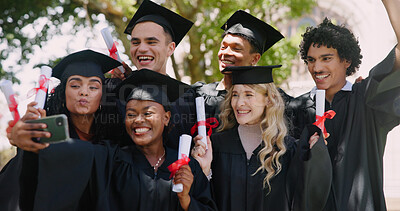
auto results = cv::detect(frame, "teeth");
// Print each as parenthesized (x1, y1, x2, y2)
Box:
(316, 74, 329, 79)
(138, 56, 153, 60)
(222, 60, 233, 64)
(134, 128, 150, 133)
(238, 110, 250, 114)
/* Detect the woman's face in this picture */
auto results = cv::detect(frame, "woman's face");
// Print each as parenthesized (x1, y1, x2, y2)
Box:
(65, 75, 102, 115)
(125, 100, 170, 147)
(231, 84, 267, 125)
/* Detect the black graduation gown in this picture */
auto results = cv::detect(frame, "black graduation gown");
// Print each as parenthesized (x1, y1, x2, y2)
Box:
(23, 139, 217, 211)
(0, 148, 24, 211)
(0, 119, 95, 211)
(192, 81, 227, 122)
(286, 46, 400, 211)
(166, 88, 199, 150)
(210, 125, 331, 211)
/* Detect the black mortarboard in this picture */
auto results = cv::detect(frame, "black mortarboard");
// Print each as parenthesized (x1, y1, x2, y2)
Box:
(124, 0, 193, 46)
(221, 10, 284, 55)
(52, 49, 121, 82)
(222, 65, 281, 85)
(114, 69, 190, 108)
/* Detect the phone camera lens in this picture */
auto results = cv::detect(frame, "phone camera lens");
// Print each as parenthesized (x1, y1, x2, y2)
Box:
(56, 117, 63, 126)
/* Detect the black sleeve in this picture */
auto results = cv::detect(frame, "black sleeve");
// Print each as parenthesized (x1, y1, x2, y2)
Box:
(186, 159, 218, 211)
(287, 125, 332, 211)
(22, 139, 95, 211)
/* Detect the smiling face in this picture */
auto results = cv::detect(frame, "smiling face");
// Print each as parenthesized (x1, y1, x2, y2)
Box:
(125, 100, 170, 147)
(65, 75, 102, 115)
(231, 84, 267, 125)
(218, 34, 261, 72)
(306, 44, 350, 97)
(130, 21, 175, 75)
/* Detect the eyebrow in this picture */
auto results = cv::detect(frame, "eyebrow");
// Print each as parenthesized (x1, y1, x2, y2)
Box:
(68, 77, 82, 82)
(89, 79, 102, 84)
(126, 105, 153, 112)
(319, 53, 334, 58)
(131, 37, 160, 42)
(307, 53, 335, 59)
(223, 41, 244, 48)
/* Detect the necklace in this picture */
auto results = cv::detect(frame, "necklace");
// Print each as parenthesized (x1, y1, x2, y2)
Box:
(153, 150, 166, 170)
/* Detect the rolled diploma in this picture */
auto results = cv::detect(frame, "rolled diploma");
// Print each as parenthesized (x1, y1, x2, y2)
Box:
(0, 79, 20, 121)
(34, 66, 52, 109)
(195, 97, 207, 149)
(172, 134, 192, 193)
(315, 89, 325, 117)
(101, 27, 125, 73)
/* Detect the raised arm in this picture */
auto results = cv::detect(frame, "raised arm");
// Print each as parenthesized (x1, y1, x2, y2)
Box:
(382, 0, 400, 70)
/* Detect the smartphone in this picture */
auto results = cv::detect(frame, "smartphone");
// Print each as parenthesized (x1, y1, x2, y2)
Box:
(26, 114, 70, 144)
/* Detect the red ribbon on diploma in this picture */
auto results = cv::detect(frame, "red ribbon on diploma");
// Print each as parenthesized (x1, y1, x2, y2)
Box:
(107, 41, 119, 74)
(190, 117, 219, 137)
(27, 75, 50, 98)
(313, 110, 336, 138)
(167, 154, 190, 179)
(8, 94, 20, 122)
(108, 42, 118, 60)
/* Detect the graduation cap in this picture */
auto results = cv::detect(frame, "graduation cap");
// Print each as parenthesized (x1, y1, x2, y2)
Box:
(124, 0, 193, 46)
(114, 69, 190, 108)
(222, 65, 281, 85)
(221, 10, 284, 55)
(52, 49, 122, 82)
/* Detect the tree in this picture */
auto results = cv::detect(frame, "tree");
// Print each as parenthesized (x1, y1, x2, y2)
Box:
(0, 0, 316, 85)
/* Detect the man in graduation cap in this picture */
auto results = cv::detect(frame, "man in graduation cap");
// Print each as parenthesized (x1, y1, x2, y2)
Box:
(286, 1, 400, 210)
(192, 10, 287, 129)
(113, 0, 193, 78)
(106, 0, 197, 148)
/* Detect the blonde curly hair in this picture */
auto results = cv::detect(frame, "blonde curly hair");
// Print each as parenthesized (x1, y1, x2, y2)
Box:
(218, 83, 288, 192)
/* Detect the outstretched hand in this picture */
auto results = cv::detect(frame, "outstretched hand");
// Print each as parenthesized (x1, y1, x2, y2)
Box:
(7, 102, 50, 153)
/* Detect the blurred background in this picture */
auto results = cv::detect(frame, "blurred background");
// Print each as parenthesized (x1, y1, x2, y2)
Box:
(0, 0, 399, 209)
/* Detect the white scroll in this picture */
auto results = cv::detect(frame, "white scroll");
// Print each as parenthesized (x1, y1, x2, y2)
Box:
(195, 97, 208, 149)
(0, 79, 20, 121)
(172, 134, 192, 193)
(33, 66, 52, 109)
(315, 89, 325, 117)
(101, 27, 125, 73)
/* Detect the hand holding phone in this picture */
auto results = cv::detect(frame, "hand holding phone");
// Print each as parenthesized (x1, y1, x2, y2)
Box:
(26, 114, 70, 144)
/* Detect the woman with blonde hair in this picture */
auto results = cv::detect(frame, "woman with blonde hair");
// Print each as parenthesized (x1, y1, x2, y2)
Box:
(192, 65, 329, 211)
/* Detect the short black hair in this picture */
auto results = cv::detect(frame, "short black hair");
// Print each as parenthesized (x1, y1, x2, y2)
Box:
(222, 31, 261, 54)
(299, 17, 362, 76)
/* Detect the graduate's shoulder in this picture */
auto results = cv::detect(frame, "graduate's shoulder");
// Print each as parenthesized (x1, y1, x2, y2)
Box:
(192, 81, 220, 97)
(210, 126, 239, 148)
(287, 92, 313, 110)
(277, 87, 294, 103)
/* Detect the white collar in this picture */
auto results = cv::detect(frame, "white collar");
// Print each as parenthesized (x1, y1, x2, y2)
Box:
(216, 79, 226, 91)
(310, 80, 353, 98)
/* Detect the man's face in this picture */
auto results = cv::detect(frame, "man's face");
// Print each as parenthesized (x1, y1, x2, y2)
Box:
(306, 44, 350, 94)
(130, 21, 175, 75)
(218, 34, 260, 72)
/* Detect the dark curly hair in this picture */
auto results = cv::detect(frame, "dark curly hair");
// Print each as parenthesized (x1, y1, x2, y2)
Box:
(45, 79, 125, 144)
(299, 17, 363, 76)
